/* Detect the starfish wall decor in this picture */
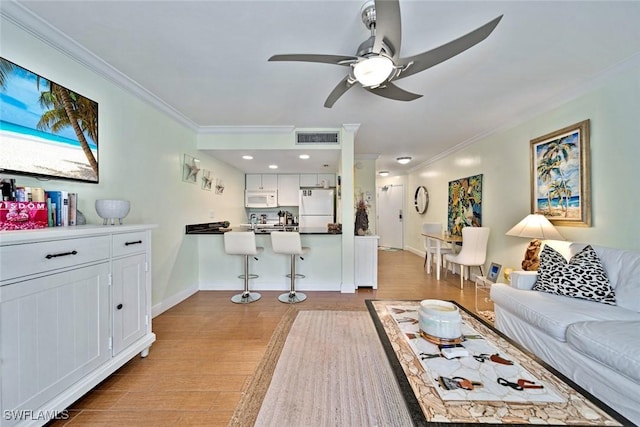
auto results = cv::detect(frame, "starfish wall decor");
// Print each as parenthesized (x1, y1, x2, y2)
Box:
(215, 179, 225, 195)
(201, 169, 213, 190)
(183, 154, 201, 183)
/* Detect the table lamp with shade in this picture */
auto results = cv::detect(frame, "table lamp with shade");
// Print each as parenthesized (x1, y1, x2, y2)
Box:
(506, 214, 565, 271)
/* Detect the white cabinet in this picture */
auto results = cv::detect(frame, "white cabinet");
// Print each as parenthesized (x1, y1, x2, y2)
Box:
(1, 263, 111, 427)
(0, 225, 156, 427)
(355, 236, 379, 289)
(277, 174, 300, 206)
(111, 231, 150, 356)
(246, 174, 278, 191)
(300, 173, 336, 188)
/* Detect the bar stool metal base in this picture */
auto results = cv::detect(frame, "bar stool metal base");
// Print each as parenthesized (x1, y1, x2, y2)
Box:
(232, 291, 262, 304)
(230, 254, 261, 304)
(278, 291, 307, 304)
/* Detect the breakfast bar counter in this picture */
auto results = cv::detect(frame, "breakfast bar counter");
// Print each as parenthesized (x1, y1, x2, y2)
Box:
(191, 227, 343, 292)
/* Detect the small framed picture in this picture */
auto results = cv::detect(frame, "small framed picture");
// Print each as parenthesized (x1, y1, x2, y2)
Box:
(487, 262, 502, 283)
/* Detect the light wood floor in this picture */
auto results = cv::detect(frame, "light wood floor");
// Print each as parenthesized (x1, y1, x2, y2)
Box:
(51, 249, 493, 426)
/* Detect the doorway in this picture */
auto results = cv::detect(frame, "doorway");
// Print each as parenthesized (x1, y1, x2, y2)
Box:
(377, 184, 404, 249)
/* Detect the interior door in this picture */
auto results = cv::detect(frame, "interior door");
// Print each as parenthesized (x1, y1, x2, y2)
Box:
(377, 184, 404, 249)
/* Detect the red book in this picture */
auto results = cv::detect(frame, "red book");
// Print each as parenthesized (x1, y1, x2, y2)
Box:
(0, 201, 49, 231)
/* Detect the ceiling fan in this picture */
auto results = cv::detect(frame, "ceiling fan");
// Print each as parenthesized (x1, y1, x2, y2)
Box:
(269, 0, 502, 108)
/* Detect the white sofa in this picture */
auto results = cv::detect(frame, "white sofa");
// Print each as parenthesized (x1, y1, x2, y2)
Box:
(490, 243, 640, 425)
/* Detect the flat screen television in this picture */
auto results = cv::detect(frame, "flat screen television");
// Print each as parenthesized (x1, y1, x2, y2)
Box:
(0, 57, 98, 183)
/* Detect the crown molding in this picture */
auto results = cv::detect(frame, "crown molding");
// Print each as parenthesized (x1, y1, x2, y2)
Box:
(1, 1, 199, 131)
(342, 124, 361, 135)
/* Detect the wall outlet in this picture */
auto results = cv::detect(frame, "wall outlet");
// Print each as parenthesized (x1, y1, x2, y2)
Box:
(209, 211, 215, 219)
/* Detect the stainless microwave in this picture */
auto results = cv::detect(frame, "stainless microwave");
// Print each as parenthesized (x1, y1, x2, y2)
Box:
(245, 190, 278, 208)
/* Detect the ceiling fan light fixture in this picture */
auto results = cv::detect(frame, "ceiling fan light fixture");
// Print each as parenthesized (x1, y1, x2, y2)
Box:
(353, 56, 394, 87)
(396, 156, 412, 164)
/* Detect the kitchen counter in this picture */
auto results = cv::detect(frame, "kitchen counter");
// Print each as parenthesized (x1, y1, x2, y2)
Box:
(237, 226, 341, 235)
(185, 223, 341, 235)
(192, 230, 343, 292)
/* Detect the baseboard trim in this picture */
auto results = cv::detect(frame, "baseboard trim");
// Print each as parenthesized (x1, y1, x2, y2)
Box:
(152, 284, 199, 318)
(404, 245, 424, 258)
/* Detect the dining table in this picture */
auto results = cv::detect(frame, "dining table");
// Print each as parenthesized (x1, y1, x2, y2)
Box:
(422, 232, 463, 280)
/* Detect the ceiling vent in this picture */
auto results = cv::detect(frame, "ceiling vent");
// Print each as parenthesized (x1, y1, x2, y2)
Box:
(295, 131, 340, 145)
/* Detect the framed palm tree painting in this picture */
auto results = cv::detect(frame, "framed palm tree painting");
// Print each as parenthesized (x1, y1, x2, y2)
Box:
(530, 119, 591, 226)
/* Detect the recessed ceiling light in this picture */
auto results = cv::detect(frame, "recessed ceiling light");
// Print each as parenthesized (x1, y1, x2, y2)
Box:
(268, 164, 278, 169)
(378, 171, 390, 177)
(242, 155, 253, 160)
(396, 156, 412, 165)
(299, 154, 310, 159)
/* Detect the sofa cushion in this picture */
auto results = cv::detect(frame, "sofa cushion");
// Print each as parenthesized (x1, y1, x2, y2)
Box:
(533, 245, 616, 305)
(490, 283, 640, 342)
(591, 245, 640, 312)
(566, 321, 640, 383)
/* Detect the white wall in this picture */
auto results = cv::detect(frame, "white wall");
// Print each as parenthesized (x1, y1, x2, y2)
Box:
(0, 18, 247, 311)
(404, 58, 640, 273)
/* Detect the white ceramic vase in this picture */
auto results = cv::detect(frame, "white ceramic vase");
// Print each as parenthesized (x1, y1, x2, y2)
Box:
(95, 199, 130, 225)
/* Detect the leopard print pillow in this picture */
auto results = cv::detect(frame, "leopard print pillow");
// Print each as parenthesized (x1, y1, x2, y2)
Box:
(532, 245, 616, 305)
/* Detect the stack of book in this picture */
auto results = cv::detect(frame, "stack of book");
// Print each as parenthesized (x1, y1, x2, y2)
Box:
(0, 179, 79, 231)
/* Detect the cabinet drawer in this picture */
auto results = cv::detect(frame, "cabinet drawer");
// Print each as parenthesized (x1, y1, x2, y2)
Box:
(112, 231, 149, 257)
(0, 235, 110, 282)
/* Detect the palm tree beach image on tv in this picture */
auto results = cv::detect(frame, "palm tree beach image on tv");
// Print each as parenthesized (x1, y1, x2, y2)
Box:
(0, 57, 98, 183)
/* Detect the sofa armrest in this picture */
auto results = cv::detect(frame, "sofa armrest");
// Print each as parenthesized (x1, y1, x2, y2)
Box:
(510, 270, 538, 290)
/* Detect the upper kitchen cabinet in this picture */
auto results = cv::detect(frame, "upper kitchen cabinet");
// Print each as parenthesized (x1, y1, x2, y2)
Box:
(277, 174, 300, 206)
(246, 174, 278, 191)
(300, 173, 336, 188)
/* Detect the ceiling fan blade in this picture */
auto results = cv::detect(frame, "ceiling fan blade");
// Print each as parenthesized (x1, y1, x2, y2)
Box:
(324, 76, 356, 108)
(396, 15, 503, 80)
(373, 0, 401, 59)
(269, 54, 357, 66)
(366, 82, 422, 102)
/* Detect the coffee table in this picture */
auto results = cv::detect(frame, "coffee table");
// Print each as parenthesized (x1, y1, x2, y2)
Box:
(366, 300, 630, 426)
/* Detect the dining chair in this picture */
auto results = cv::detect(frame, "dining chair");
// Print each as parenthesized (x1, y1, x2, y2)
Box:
(422, 223, 453, 274)
(444, 226, 490, 289)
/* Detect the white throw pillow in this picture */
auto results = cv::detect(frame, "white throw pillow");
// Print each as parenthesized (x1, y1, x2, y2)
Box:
(533, 245, 616, 305)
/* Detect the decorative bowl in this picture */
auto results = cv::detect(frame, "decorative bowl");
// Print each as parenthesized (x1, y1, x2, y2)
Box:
(95, 199, 130, 225)
(418, 299, 462, 343)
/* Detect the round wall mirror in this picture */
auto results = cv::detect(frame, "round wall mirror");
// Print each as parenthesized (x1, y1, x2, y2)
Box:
(414, 186, 429, 214)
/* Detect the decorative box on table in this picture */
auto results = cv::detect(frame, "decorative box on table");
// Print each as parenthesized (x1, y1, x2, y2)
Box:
(0, 200, 49, 231)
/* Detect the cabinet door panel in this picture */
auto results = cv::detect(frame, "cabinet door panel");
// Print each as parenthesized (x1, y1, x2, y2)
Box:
(1, 263, 110, 420)
(299, 174, 318, 187)
(277, 174, 300, 206)
(246, 174, 278, 191)
(318, 173, 336, 187)
(112, 254, 146, 355)
(261, 174, 278, 190)
(245, 174, 262, 191)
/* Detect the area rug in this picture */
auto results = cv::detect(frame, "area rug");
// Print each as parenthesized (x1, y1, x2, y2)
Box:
(477, 310, 495, 323)
(228, 309, 414, 427)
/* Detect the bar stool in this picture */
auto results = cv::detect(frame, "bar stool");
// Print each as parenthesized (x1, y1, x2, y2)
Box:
(224, 231, 263, 303)
(271, 231, 309, 304)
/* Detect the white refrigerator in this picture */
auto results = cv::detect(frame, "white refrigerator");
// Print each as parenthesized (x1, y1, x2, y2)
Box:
(299, 189, 334, 228)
